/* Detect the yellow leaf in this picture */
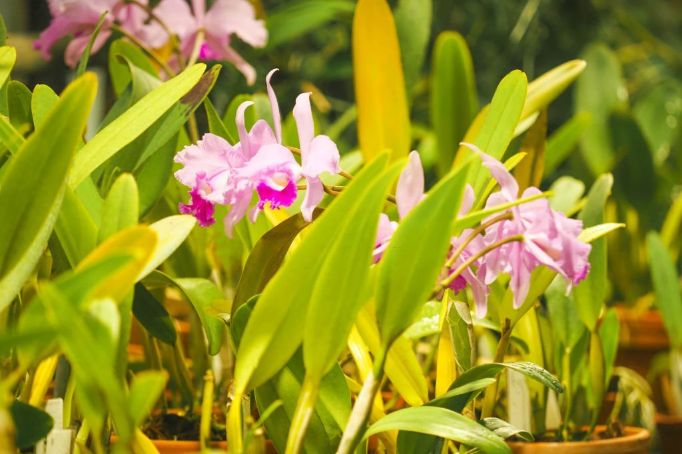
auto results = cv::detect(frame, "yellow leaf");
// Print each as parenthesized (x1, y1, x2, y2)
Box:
(353, 0, 411, 162)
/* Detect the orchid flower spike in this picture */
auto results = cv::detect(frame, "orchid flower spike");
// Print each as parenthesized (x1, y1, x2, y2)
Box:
(150, 0, 267, 84)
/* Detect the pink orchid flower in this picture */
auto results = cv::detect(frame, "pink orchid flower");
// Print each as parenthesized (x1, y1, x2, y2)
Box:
(292, 93, 341, 221)
(35, 0, 145, 68)
(462, 143, 591, 308)
(150, 0, 267, 84)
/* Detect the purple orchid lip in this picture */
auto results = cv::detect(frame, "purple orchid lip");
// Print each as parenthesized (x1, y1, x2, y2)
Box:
(256, 179, 297, 211)
(179, 187, 215, 227)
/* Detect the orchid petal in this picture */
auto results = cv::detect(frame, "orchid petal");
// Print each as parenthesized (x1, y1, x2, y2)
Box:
(236, 101, 255, 156)
(461, 142, 519, 199)
(293, 92, 314, 160)
(302, 135, 340, 178)
(396, 151, 424, 219)
(301, 177, 324, 222)
(265, 68, 282, 143)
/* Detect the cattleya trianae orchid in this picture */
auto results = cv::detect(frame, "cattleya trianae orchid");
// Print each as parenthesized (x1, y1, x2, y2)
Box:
(35, 0, 266, 83)
(174, 69, 341, 235)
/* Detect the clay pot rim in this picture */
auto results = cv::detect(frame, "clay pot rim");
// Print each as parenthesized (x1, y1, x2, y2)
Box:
(507, 426, 650, 448)
(655, 412, 682, 424)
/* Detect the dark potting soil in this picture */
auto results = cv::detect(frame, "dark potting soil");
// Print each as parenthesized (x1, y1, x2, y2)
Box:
(142, 412, 227, 442)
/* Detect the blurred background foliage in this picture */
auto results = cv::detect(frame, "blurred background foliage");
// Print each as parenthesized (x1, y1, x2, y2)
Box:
(4, 0, 681, 305)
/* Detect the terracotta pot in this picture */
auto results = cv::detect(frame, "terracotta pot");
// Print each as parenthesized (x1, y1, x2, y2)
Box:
(507, 426, 650, 454)
(150, 439, 228, 453)
(656, 413, 682, 454)
(615, 306, 668, 377)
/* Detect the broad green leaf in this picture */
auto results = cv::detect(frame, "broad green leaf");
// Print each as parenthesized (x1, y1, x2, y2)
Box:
(76, 12, 107, 77)
(575, 44, 627, 175)
(453, 71, 527, 195)
(600, 307, 619, 388)
(546, 276, 585, 350)
(404, 301, 440, 339)
(0, 18, 6, 47)
(395, 0, 432, 99)
(545, 112, 590, 175)
(0, 113, 22, 153)
(77, 226, 157, 301)
(548, 176, 585, 214)
(11, 400, 53, 450)
(0, 46, 15, 89)
(0, 74, 96, 312)
(204, 98, 233, 142)
(55, 187, 99, 266)
(233, 212, 312, 315)
(30, 84, 59, 128)
(232, 300, 350, 453)
(304, 162, 402, 380)
(480, 417, 534, 442)
(69, 64, 206, 187)
(143, 215, 196, 278)
(99, 173, 139, 242)
(661, 193, 682, 261)
(108, 39, 158, 96)
(128, 370, 168, 427)
(368, 407, 510, 454)
(588, 330, 605, 414)
(266, 0, 355, 50)
(633, 80, 682, 166)
(376, 164, 469, 349)
(7, 80, 32, 131)
(234, 155, 389, 392)
(648, 232, 682, 348)
(132, 283, 177, 345)
(573, 174, 613, 331)
(430, 31, 477, 175)
(146, 272, 227, 355)
(353, 0, 411, 162)
(521, 59, 587, 127)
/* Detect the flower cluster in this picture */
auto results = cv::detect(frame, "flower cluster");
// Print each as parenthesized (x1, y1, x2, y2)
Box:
(174, 69, 340, 235)
(375, 145, 591, 317)
(35, 0, 266, 83)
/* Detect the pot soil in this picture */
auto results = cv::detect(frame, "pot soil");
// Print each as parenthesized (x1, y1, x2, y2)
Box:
(616, 306, 668, 377)
(656, 413, 682, 454)
(507, 426, 650, 454)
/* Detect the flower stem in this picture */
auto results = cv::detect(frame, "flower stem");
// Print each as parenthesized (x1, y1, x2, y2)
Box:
(284, 374, 320, 454)
(335, 352, 387, 454)
(437, 234, 524, 292)
(227, 390, 244, 453)
(442, 212, 513, 272)
(187, 29, 205, 67)
(200, 370, 215, 450)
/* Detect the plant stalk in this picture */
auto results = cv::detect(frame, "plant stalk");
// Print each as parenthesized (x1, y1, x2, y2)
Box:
(336, 353, 387, 454)
(284, 374, 320, 454)
(200, 370, 215, 450)
(481, 318, 513, 418)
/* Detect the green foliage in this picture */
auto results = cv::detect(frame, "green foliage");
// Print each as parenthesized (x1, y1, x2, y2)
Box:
(648, 232, 682, 348)
(10, 400, 53, 450)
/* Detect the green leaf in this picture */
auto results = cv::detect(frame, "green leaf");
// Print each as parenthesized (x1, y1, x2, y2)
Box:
(11, 400, 54, 449)
(128, 370, 168, 427)
(430, 31, 477, 175)
(76, 12, 108, 77)
(573, 174, 613, 331)
(395, 0, 432, 99)
(204, 98, 234, 142)
(233, 212, 312, 315)
(0, 16, 6, 46)
(367, 407, 510, 454)
(143, 215, 196, 278)
(648, 232, 682, 348)
(99, 173, 139, 242)
(545, 112, 590, 175)
(353, 0, 411, 162)
(546, 276, 586, 350)
(304, 162, 402, 380)
(7, 80, 32, 130)
(633, 80, 682, 166)
(662, 193, 682, 262)
(376, 165, 469, 349)
(31, 84, 59, 128)
(54, 187, 99, 266)
(266, 0, 354, 50)
(69, 64, 206, 187)
(0, 112, 23, 154)
(454, 70, 527, 195)
(481, 417, 534, 442)
(0, 46, 16, 90)
(404, 301, 440, 339)
(0, 74, 97, 313)
(108, 39, 158, 96)
(133, 283, 177, 345)
(234, 155, 389, 392)
(232, 300, 350, 453)
(575, 44, 627, 175)
(599, 307, 619, 388)
(548, 176, 585, 214)
(146, 272, 226, 355)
